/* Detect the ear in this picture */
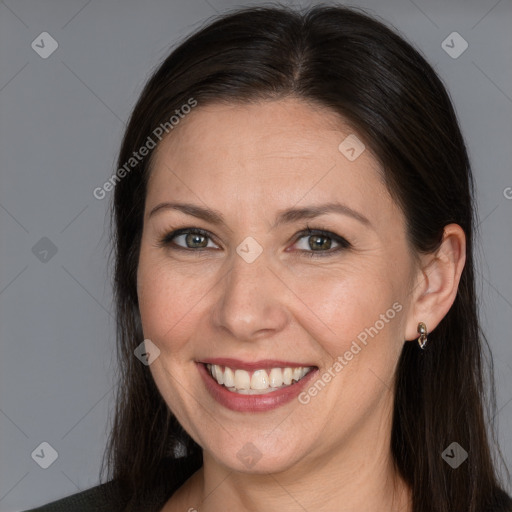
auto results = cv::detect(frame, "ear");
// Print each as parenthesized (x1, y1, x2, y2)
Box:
(404, 224, 466, 342)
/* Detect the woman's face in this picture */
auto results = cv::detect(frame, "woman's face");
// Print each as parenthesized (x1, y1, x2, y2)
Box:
(137, 98, 421, 474)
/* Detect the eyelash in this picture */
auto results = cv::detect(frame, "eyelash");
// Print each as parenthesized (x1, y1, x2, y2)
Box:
(156, 224, 351, 258)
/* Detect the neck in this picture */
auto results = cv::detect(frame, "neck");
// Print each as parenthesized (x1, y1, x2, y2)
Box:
(194, 457, 411, 512)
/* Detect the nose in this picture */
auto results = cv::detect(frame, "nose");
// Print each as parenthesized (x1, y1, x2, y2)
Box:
(212, 250, 289, 342)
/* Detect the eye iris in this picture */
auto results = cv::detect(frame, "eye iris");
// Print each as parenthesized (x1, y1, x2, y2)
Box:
(186, 233, 207, 248)
(309, 235, 331, 251)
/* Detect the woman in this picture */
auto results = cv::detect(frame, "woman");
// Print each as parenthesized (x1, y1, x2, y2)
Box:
(25, 3, 511, 512)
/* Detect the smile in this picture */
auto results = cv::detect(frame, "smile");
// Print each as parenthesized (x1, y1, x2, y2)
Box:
(198, 360, 319, 412)
(206, 363, 314, 394)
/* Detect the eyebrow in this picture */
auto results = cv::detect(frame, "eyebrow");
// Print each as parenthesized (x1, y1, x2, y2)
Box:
(148, 201, 372, 230)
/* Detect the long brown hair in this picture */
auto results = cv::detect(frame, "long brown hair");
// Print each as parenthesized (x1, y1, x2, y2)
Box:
(101, 4, 512, 511)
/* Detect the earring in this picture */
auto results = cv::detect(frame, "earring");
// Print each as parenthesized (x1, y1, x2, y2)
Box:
(417, 322, 428, 349)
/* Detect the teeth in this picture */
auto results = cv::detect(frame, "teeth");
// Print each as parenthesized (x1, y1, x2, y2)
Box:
(223, 366, 234, 387)
(206, 364, 313, 394)
(234, 369, 251, 390)
(213, 364, 224, 385)
(269, 368, 283, 388)
(251, 370, 269, 390)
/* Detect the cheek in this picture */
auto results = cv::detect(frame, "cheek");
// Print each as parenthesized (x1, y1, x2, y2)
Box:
(294, 271, 405, 420)
(137, 254, 204, 355)
(289, 263, 403, 356)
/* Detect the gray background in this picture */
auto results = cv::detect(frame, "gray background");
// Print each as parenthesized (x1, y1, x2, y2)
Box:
(0, 0, 511, 510)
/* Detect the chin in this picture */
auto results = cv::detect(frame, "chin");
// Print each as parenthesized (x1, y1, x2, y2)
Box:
(203, 437, 309, 475)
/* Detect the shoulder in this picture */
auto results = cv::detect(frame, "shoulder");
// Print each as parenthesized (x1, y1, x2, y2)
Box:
(21, 480, 124, 512)
(488, 488, 512, 512)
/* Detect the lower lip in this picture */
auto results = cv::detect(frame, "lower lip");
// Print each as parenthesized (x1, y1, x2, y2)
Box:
(197, 362, 319, 412)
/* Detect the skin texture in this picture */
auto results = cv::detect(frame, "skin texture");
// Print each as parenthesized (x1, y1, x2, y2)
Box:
(136, 98, 466, 511)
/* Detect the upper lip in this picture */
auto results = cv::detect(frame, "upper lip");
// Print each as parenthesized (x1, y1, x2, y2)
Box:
(199, 358, 317, 371)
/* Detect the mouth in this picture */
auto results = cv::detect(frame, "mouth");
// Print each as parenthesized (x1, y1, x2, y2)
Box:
(205, 363, 315, 395)
(197, 359, 319, 412)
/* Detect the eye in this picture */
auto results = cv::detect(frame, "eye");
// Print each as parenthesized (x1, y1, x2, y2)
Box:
(156, 225, 351, 257)
(158, 228, 219, 251)
(291, 225, 351, 258)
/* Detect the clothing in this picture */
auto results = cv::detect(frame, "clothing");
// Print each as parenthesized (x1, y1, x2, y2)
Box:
(21, 479, 167, 512)
(22, 481, 123, 512)
(22, 479, 512, 511)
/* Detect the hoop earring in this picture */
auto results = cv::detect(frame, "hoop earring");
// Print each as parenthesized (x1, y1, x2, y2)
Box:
(417, 322, 428, 349)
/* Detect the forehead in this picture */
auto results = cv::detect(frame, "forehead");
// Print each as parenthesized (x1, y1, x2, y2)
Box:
(146, 98, 394, 225)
